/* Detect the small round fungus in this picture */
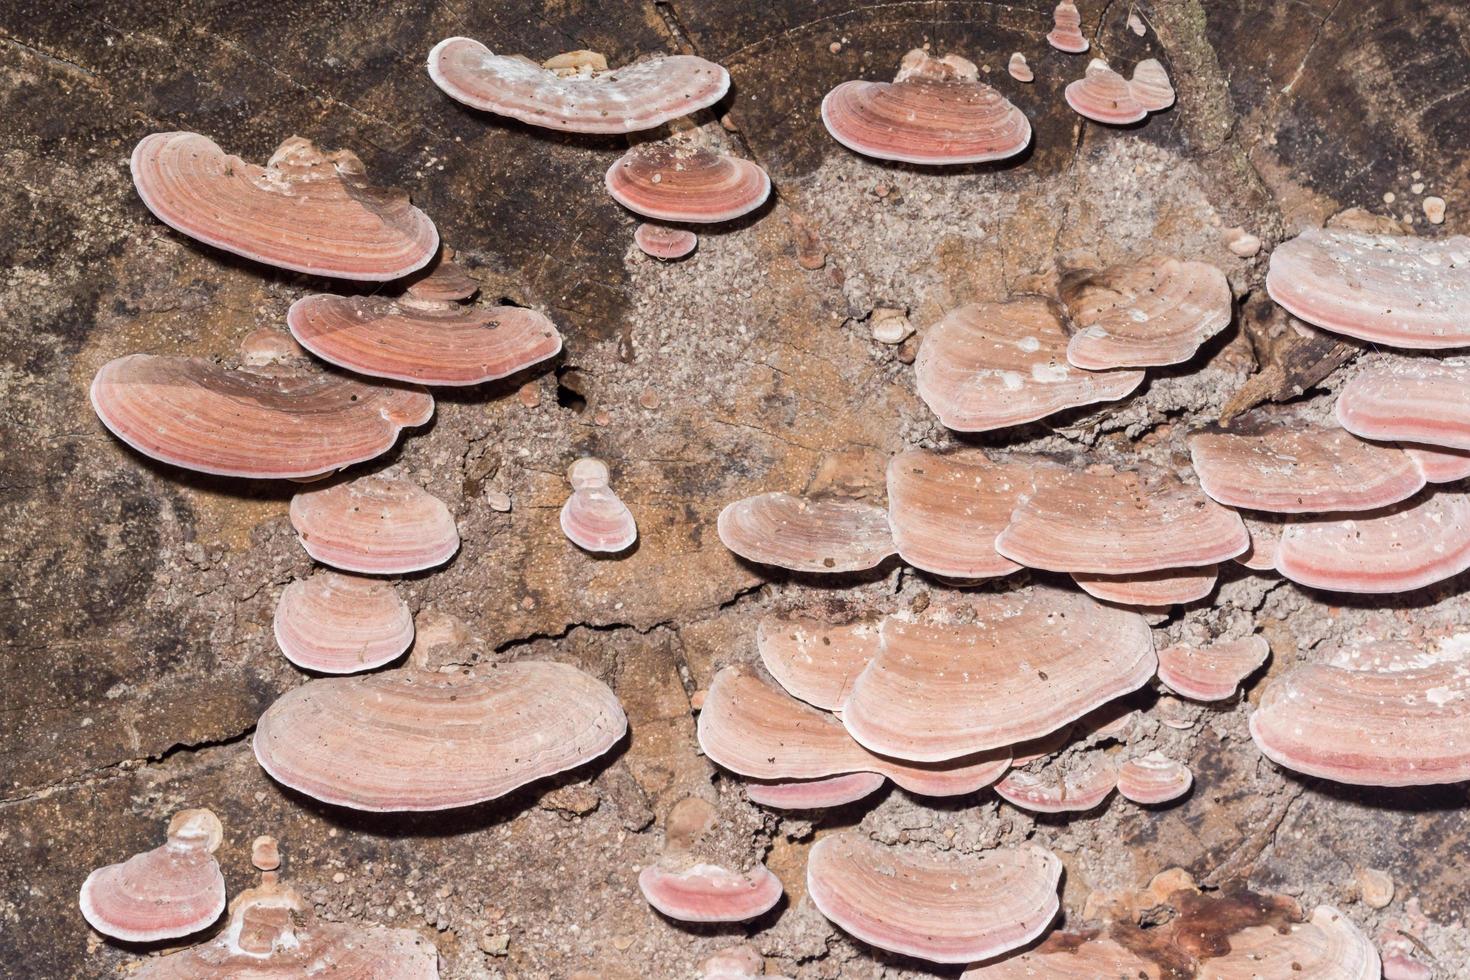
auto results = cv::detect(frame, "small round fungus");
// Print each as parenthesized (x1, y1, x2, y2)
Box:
(290, 476, 460, 575)
(994, 758, 1118, 813)
(635, 222, 698, 260)
(756, 614, 880, 711)
(1047, 1, 1090, 53)
(1065, 60, 1147, 125)
(1007, 52, 1033, 83)
(273, 571, 414, 674)
(560, 458, 637, 553)
(79, 809, 226, 944)
(1128, 58, 1175, 112)
(1117, 752, 1193, 805)
(606, 143, 770, 223)
(1072, 566, 1217, 607)
(1157, 635, 1269, 702)
(744, 772, 886, 810)
(638, 863, 783, 923)
(717, 492, 896, 574)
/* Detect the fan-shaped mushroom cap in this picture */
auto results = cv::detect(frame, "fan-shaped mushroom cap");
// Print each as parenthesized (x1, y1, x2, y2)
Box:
(820, 49, 1032, 165)
(962, 934, 1160, 978)
(1276, 492, 1470, 593)
(251, 836, 281, 872)
(1265, 228, 1470, 348)
(1158, 636, 1269, 702)
(842, 589, 1155, 761)
(131, 133, 437, 282)
(635, 223, 698, 260)
(561, 485, 639, 553)
(697, 667, 1010, 796)
(1007, 53, 1033, 83)
(1128, 59, 1175, 112)
(1336, 360, 1470, 451)
(287, 293, 561, 387)
(90, 354, 432, 480)
(289, 476, 459, 575)
(1250, 640, 1470, 785)
(1189, 421, 1423, 514)
(1061, 257, 1231, 370)
(717, 492, 895, 573)
(1047, 1, 1090, 53)
(273, 571, 414, 674)
(1407, 444, 1470, 483)
(1072, 566, 1217, 607)
(1236, 513, 1283, 570)
(806, 833, 1062, 964)
(402, 251, 479, 303)
(995, 463, 1249, 574)
(79, 809, 226, 943)
(606, 144, 770, 224)
(1065, 60, 1147, 125)
(427, 38, 729, 133)
(1117, 752, 1192, 805)
(567, 456, 612, 490)
(915, 298, 1144, 432)
(1204, 906, 1380, 978)
(254, 660, 626, 810)
(744, 772, 886, 809)
(994, 759, 1118, 813)
(756, 615, 879, 710)
(638, 863, 783, 923)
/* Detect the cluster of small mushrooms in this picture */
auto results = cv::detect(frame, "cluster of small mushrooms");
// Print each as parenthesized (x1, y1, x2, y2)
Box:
(77, 0, 1464, 975)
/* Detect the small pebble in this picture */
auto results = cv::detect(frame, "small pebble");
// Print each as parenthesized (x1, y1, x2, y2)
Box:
(594, 409, 612, 426)
(829, 41, 842, 54)
(517, 383, 541, 408)
(870, 308, 913, 345)
(1383, 191, 1396, 204)
(1356, 867, 1394, 909)
(1424, 196, 1446, 224)
(1411, 182, 1425, 195)
(638, 388, 661, 410)
(486, 490, 512, 512)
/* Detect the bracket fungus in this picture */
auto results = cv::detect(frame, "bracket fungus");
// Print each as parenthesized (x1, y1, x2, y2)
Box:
(635, 222, 698, 260)
(1157, 635, 1269, 702)
(1072, 566, 1218, 608)
(1116, 752, 1193, 805)
(1236, 513, 1284, 571)
(1127, 59, 1175, 112)
(820, 49, 1031, 165)
(962, 934, 1159, 978)
(638, 863, 783, 923)
(131, 132, 438, 281)
(1406, 444, 1470, 483)
(1060, 257, 1231, 370)
(841, 589, 1155, 761)
(717, 492, 896, 574)
(255, 660, 626, 810)
(1276, 492, 1470, 593)
(1047, 1, 1090, 53)
(273, 571, 414, 674)
(756, 615, 879, 711)
(1250, 640, 1470, 785)
(90, 348, 433, 480)
(290, 476, 459, 575)
(1007, 53, 1033, 83)
(1265, 228, 1470, 348)
(1065, 61, 1147, 126)
(806, 833, 1062, 964)
(1336, 359, 1470, 451)
(606, 143, 771, 223)
(915, 298, 1144, 432)
(560, 457, 638, 554)
(428, 38, 729, 133)
(744, 772, 886, 810)
(79, 809, 225, 944)
(994, 758, 1118, 813)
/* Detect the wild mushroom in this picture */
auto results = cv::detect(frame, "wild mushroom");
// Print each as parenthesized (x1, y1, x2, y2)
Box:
(1236, 513, 1284, 570)
(427, 38, 730, 133)
(1060, 257, 1231, 370)
(1047, 1, 1089, 53)
(1128, 59, 1175, 112)
(638, 864, 783, 923)
(756, 614, 879, 711)
(1265, 227, 1470, 348)
(560, 457, 638, 554)
(1336, 359, 1470, 451)
(1276, 492, 1470, 593)
(744, 772, 886, 810)
(1116, 752, 1193, 805)
(1407, 444, 1470, 483)
(79, 809, 226, 944)
(993, 758, 1118, 813)
(1007, 53, 1033, 83)
(915, 298, 1143, 432)
(606, 143, 770, 223)
(273, 571, 414, 674)
(806, 833, 1062, 964)
(1072, 566, 1218, 607)
(290, 475, 460, 575)
(821, 49, 1031, 165)
(1204, 906, 1380, 978)
(1157, 636, 1269, 702)
(716, 492, 895, 573)
(1065, 60, 1147, 125)
(961, 934, 1159, 978)
(635, 223, 698, 260)
(131, 133, 438, 281)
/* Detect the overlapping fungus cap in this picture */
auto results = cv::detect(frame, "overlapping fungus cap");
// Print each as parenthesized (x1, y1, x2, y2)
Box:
(915, 297, 1144, 431)
(1336, 359, 1470, 450)
(717, 492, 895, 573)
(744, 772, 886, 810)
(820, 49, 1031, 165)
(1072, 566, 1217, 608)
(1236, 513, 1284, 570)
(638, 863, 783, 923)
(606, 143, 770, 223)
(131, 132, 437, 281)
(1128, 59, 1175, 111)
(842, 588, 1155, 761)
(1189, 416, 1423, 513)
(1157, 635, 1269, 701)
(1265, 227, 1470, 348)
(1276, 492, 1470, 593)
(1117, 752, 1192, 805)
(995, 462, 1249, 574)
(90, 344, 433, 480)
(635, 222, 698, 260)
(255, 659, 626, 810)
(290, 475, 459, 574)
(962, 934, 1159, 978)
(696, 666, 1011, 796)
(560, 457, 638, 553)
(993, 758, 1118, 813)
(1047, 1, 1089, 53)
(1407, 444, 1470, 483)
(1250, 639, 1470, 785)
(1065, 60, 1147, 125)
(273, 571, 414, 674)
(756, 614, 879, 711)
(806, 833, 1062, 964)
(79, 809, 226, 943)
(427, 38, 728, 132)
(1205, 906, 1380, 978)
(1060, 256, 1231, 370)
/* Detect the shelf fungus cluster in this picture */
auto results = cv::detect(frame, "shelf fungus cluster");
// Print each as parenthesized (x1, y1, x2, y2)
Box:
(1065, 59, 1175, 126)
(79, 810, 226, 944)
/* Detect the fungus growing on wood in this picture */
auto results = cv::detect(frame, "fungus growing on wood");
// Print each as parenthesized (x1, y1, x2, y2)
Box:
(254, 660, 626, 810)
(1407, 444, 1470, 483)
(251, 836, 280, 872)
(290, 476, 459, 575)
(635, 222, 698, 260)
(993, 758, 1118, 813)
(79, 809, 226, 943)
(427, 38, 729, 133)
(962, 934, 1160, 978)
(1236, 513, 1283, 570)
(1065, 61, 1146, 125)
(806, 833, 1062, 964)
(606, 143, 770, 223)
(1116, 752, 1192, 805)
(1266, 228, 1470, 348)
(1336, 359, 1470, 451)
(1204, 906, 1380, 978)
(560, 457, 637, 553)
(1047, 2, 1089, 53)
(1128, 59, 1175, 112)
(756, 614, 879, 711)
(1276, 492, 1470, 593)
(820, 49, 1031, 165)
(638, 863, 783, 923)
(131, 132, 438, 281)
(915, 297, 1143, 432)
(744, 772, 886, 810)
(1007, 53, 1033, 83)
(841, 589, 1155, 761)
(273, 571, 414, 674)
(717, 492, 895, 573)
(1157, 636, 1269, 702)
(1060, 257, 1231, 370)
(1072, 566, 1217, 607)
(1189, 419, 1424, 514)
(1250, 640, 1470, 785)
